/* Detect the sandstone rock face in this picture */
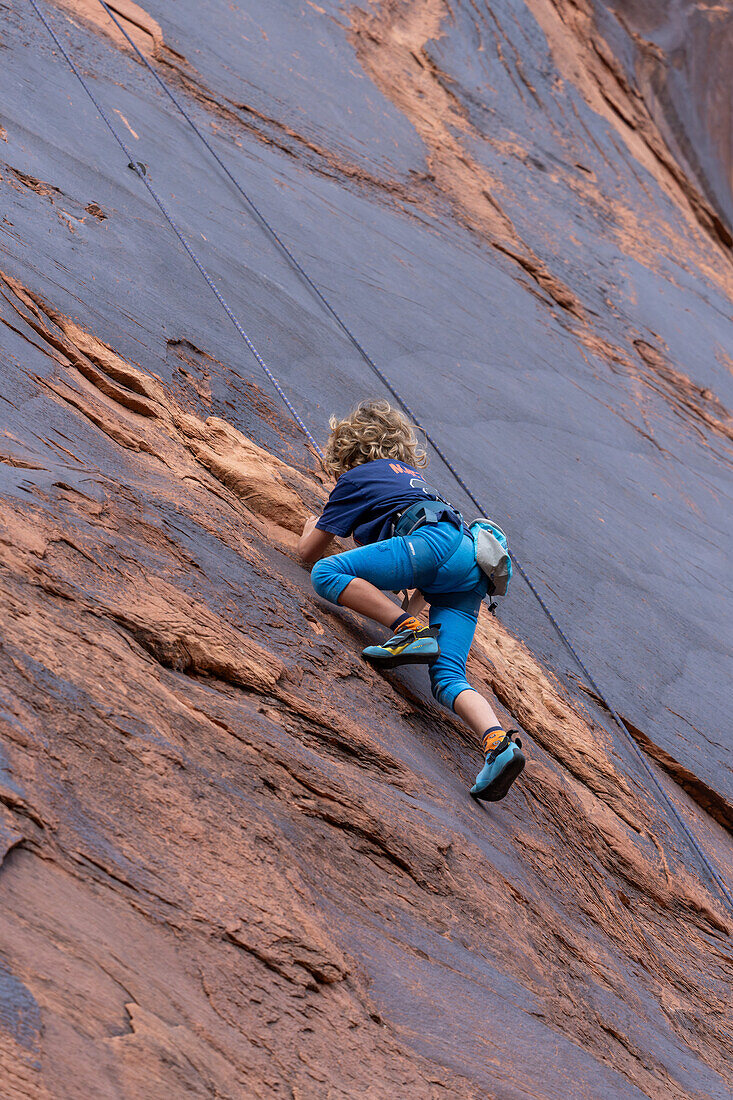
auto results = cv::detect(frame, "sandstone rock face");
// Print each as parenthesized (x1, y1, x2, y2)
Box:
(0, 2, 731, 1097)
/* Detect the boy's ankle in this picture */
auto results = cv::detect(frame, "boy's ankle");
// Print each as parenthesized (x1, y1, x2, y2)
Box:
(482, 725, 506, 754)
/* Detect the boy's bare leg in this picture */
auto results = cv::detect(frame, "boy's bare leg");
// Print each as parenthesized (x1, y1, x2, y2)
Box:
(453, 688, 502, 738)
(337, 577, 402, 628)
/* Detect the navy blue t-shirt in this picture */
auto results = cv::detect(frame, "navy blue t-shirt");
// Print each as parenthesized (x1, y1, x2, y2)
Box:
(316, 458, 455, 545)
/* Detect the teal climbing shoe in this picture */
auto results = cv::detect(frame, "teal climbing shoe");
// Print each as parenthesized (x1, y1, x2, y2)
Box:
(362, 625, 440, 669)
(470, 731, 525, 801)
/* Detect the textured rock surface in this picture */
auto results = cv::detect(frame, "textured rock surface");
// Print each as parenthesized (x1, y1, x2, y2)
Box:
(0, 1, 731, 1096)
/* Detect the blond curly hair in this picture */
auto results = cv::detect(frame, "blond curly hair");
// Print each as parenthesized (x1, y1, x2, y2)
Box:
(323, 399, 428, 479)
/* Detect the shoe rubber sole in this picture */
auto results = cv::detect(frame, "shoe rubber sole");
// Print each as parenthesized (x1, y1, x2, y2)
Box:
(363, 652, 439, 670)
(471, 752, 525, 802)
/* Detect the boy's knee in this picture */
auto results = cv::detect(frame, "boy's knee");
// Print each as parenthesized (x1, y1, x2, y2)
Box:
(311, 557, 352, 605)
(429, 666, 471, 711)
(430, 677, 451, 709)
(429, 666, 452, 708)
(310, 558, 334, 601)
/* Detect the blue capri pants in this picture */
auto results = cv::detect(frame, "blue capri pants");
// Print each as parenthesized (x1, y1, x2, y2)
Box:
(310, 522, 487, 711)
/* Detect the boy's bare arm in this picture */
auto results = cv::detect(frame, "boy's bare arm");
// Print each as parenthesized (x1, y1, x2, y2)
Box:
(298, 515, 335, 564)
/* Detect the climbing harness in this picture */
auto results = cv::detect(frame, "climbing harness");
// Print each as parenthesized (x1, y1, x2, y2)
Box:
(391, 499, 464, 538)
(28, 0, 733, 916)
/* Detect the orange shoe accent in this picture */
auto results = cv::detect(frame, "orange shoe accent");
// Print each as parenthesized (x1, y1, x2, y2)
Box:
(482, 728, 506, 754)
(398, 616, 423, 633)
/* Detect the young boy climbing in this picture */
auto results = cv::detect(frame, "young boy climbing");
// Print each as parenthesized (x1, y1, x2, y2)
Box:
(298, 399, 525, 801)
